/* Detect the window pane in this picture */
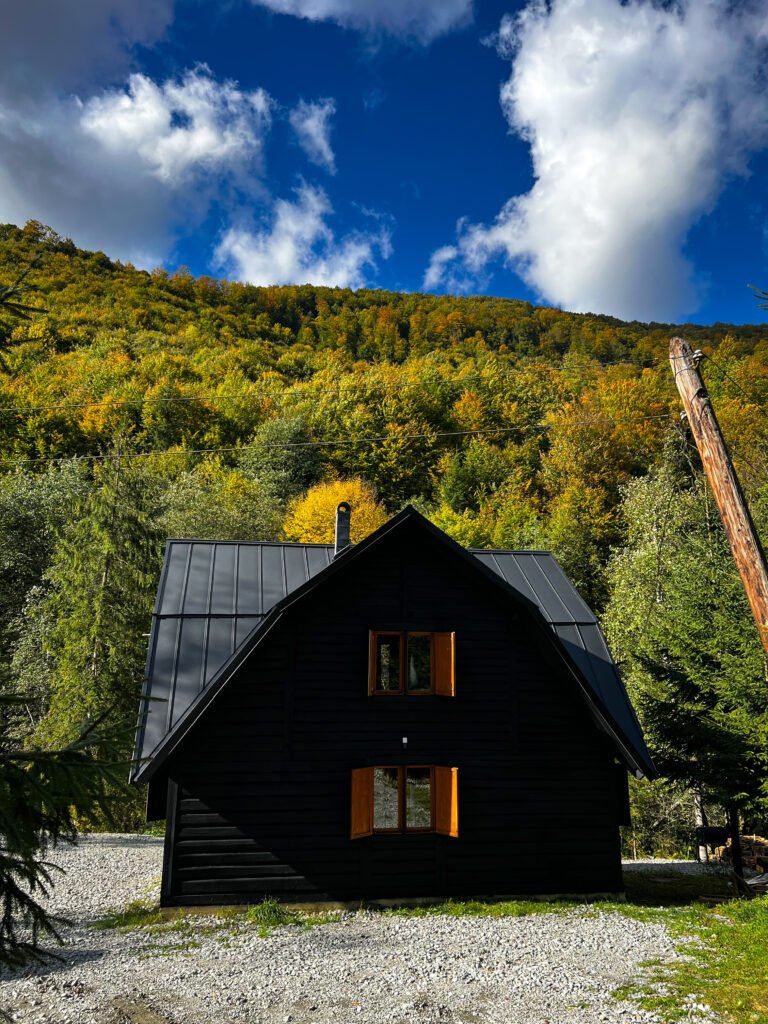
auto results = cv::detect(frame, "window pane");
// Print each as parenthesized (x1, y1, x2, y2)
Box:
(406, 768, 432, 829)
(407, 634, 431, 691)
(376, 636, 401, 691)
(373, 768, 400, 830)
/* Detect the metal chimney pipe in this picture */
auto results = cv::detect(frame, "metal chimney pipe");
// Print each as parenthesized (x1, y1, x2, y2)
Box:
(334, 502, 351, 557)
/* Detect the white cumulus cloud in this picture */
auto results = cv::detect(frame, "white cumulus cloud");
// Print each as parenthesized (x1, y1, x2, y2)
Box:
(81, 68, 272, 185)
(0, 67, 273, 266)
(248, 0, 472, 43)
(424, 244, 475, 293)
(425, 0, 768, 321)
(216, 183, 391, 287)
(289, 98, 337, 173)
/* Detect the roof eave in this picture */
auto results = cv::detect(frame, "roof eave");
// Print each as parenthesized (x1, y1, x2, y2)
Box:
(132, 600, 286, 783)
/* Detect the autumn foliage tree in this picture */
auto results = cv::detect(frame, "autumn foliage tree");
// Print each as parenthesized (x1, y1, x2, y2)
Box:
(283, 477, 387, 544)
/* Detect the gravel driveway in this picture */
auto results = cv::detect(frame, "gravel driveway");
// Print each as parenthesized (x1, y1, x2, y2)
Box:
(0, 835, 715, 1024)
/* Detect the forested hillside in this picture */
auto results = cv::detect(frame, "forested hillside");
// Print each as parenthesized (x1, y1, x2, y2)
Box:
(2, 219, 768, 841)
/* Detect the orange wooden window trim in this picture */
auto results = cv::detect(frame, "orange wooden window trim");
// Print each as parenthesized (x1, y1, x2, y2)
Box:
(371, 766, 402, 833)
(368, 631, 404, 695)
(369, 631, 456, 697)
(350, 767, 373, 839)
(404, 765, 435, 832)
(435, 766, 459, 838)
(405, 632, 434, 695)
(434, 632, 456, 697)
(358, 765, 438, 834)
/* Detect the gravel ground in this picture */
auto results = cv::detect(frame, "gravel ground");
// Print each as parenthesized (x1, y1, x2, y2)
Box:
(0, 836, 719, 1024)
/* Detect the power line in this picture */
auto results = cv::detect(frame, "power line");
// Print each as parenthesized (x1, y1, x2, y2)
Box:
(0, 369, 514, 416)
(686, 353, 768, 482)
(0, 366, 559, 417)
(705, 352, 768, 423)
(0, 356, 663, 418)
(0, 412, 675, 468)
(637, 472, 680, 642)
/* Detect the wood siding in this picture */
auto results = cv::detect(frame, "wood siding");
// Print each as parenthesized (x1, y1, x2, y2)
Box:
(161, 525, 625, 904)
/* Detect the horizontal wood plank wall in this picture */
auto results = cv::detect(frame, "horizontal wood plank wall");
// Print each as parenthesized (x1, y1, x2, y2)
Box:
(164, 525, 623, 905)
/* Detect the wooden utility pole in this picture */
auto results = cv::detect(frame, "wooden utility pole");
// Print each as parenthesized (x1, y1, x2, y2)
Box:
(670, 336, 768, 657)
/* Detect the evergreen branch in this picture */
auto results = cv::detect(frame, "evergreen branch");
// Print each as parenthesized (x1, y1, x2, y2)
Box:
(0, 301, 38, 321)
(0, 255, 45, 326)
(0, 698, 134, 967)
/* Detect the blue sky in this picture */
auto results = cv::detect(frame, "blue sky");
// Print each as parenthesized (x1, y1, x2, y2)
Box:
(1, 0, 767, 325)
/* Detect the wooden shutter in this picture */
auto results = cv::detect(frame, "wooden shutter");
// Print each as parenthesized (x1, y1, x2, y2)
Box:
(434, 632, 455, 696)
(350, 767, 374, 839)
(435, 766, 459, 838)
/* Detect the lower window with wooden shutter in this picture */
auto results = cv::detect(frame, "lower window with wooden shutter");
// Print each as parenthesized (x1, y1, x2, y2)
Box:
(435, 766, 459, 837)
(350, 766, 458, 838)
(350, 767, 374, 839)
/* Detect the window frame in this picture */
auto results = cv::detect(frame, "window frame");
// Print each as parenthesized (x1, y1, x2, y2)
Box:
(372, 765, 435, 834)
(369, 631, 405, 695)
(368, 631, 455, 696)
(350, 765, 459, 839)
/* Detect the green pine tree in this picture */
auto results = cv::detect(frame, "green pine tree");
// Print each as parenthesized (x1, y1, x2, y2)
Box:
(21, 451, 166, 826)
(603, 467, 768, 814)
(237, 415, 322, 505)
(0, 462, 91, 662)
(0, 692, 131, 967)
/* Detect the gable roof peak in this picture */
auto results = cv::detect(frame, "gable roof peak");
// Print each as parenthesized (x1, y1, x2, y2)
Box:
(132, 505, 656, 784)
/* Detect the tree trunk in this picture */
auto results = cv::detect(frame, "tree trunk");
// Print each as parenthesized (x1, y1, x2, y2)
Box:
(669, 336, 768, 657)
(89, 448, 123, 685)
(693, 789, 709, 862)
(728, 803, 745, 880)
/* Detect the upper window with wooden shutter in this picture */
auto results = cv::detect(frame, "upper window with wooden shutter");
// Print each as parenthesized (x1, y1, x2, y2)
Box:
(433, 632, 455, 697)
(368, 631, 456, 696)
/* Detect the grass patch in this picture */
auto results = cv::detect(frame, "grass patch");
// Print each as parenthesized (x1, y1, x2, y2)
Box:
(613, 896, 768, 1023)
(93, 900, 163, 929)
(376, 869, 733, 920)
(379, 897, 579, 919)
(94, 895, 341, 944)
(241, 898, 343, 935)
(244, 896, 295, 928)
(135, 939, 202, 960)
(140, 821, 166, 838)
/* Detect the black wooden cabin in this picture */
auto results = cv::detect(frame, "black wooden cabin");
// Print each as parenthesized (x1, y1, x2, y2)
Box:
(132, 505, 655, 906)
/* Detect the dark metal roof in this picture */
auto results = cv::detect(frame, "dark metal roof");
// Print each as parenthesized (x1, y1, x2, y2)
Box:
(135, 541, 334, 767)
(134, 520, 654, 781)
(472, 551, 646, 748)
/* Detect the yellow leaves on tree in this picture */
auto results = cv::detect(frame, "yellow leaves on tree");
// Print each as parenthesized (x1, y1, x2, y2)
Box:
(452, 389, 487, 432)
(283, 478, 387, 544)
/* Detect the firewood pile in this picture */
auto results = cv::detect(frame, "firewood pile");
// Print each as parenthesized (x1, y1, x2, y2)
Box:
(715, 834, 768, 872)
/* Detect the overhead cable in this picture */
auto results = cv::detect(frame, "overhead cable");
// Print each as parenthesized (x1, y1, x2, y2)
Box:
(0, 356, 663, 418)
(2, 412, 675, 468)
